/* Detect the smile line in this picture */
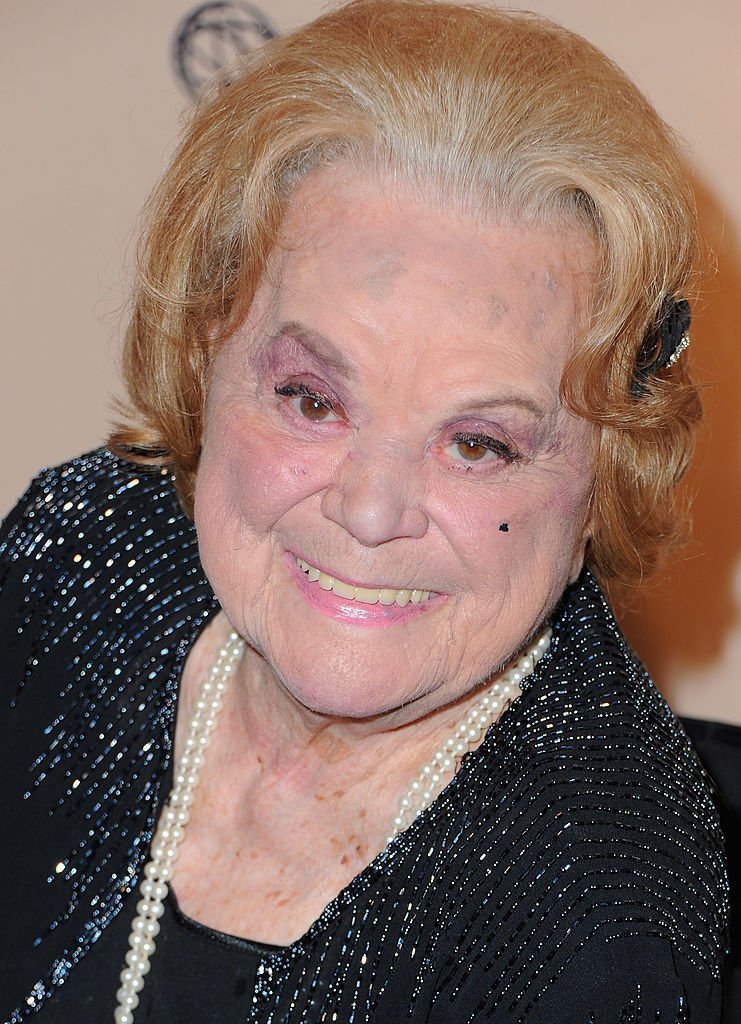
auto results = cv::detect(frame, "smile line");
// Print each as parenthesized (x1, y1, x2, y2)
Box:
(294, 557, 435, 607)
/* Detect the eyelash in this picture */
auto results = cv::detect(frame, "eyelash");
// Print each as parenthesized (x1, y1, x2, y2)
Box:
(449, 432, 521, 465)
(275, 382, 328, 399)
(274, 382, 339, 415)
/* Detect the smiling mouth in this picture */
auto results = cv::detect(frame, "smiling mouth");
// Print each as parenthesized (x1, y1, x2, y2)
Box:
(294, 557, 435, 607)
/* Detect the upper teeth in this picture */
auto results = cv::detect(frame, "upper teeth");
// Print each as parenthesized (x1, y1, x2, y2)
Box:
(295, 558, 433, 607)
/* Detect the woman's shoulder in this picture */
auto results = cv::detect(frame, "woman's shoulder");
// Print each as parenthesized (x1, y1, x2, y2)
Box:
(1, 448, 179, 555)
(0, 448, 195, 616)
(0, 451, 216, 1016)
(433, 574, 728, 1020)
(0, 446, 212, 713)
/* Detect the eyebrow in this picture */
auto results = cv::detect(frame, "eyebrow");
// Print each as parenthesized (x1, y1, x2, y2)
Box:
(260, 321, 358, 380)
(453, 394, 548, 422)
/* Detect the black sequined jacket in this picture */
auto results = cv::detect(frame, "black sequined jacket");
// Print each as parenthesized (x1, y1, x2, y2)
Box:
(0, 450, 729, 1022)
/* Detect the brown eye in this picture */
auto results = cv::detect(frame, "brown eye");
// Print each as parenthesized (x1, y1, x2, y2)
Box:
(445, 433, 519, 467)
(456, 439, 489, 462)
(298, 395, 333, 421)
(274, 383, 339, 423)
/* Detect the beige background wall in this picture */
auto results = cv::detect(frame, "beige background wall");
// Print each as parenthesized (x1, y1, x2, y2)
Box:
(2, 0, 739, 720)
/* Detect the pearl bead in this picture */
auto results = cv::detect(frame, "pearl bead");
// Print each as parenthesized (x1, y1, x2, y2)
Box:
(128, 933, 155, 956)
(149, 842, 176, 863)
(136, 898, 166, 919)
(139, 879, 168, 901)
(132, 915, 160, 939)
(173, 770, 197, 789)
(120, 968, 145, 992)
(115, 987, 140, 1010)
(125, 948, 146, 969)
(171, 789, 193, 808)
(114, 1006, 134, 1024)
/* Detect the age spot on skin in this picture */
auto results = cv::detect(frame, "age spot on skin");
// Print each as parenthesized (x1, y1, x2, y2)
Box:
(499, 523, 509, 532)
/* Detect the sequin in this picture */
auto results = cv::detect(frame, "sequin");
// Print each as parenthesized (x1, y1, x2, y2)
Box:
(0, 449, 729, 1022)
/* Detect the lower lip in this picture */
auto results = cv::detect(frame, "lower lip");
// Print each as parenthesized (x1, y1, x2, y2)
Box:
(285, 554, 444, 628)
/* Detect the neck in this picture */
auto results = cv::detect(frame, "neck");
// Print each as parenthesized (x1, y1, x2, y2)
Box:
(178, 612, 524, 799)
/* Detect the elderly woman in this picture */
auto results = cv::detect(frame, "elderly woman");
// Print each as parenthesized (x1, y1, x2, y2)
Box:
(0, 1, 729, 1021)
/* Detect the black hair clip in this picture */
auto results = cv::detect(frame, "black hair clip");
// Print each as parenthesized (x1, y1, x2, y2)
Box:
(631, 297, 691, 398)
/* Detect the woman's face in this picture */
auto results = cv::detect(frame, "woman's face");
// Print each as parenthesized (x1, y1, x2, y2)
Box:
(195, 165, 597, 723)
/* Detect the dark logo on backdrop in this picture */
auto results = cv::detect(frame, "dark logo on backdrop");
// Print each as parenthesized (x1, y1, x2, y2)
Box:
(173, 1, 278, 97)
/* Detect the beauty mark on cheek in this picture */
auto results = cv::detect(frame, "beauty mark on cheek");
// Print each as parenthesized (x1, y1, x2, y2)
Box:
(499, 523, 509, 533)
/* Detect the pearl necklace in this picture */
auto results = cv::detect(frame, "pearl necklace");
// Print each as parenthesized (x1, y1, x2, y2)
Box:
(385, 627, 551, 844)
(113, 625, 551, 1021)
(113, 633, 244, 1023)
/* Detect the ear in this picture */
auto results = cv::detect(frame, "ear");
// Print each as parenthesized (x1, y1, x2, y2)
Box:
(568, 477, 596, 584)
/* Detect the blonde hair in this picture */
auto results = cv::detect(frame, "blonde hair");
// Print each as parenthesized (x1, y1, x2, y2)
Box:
(111, 0, 702, 586)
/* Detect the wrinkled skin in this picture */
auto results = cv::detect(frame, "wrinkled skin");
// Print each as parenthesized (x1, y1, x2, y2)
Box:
(194, 164, 598, 730)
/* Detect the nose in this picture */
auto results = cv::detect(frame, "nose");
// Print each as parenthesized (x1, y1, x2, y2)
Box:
(321, 446, 429, 547)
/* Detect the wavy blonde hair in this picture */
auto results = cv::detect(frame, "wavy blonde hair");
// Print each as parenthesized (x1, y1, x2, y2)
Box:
(111, 0, 702, 586)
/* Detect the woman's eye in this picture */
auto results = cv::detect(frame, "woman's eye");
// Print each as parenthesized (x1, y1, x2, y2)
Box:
(296, 394, 334, 422)
(274, 383, 339, 423)
(454, 439, 490, 462)
(446, 433, 519, 466)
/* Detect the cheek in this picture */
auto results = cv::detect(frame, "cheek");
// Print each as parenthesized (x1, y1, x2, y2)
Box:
(434, 467, 592, 578)
(500, 467, 594, 588)
(195, 410, 333, 539)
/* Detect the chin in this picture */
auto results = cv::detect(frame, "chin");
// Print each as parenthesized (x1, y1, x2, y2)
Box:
(283, 677, 394, 721)
(271, 655, 419, 722)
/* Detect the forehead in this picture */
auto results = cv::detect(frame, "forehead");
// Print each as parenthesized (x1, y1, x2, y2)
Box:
(252, 165, 596, 396)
